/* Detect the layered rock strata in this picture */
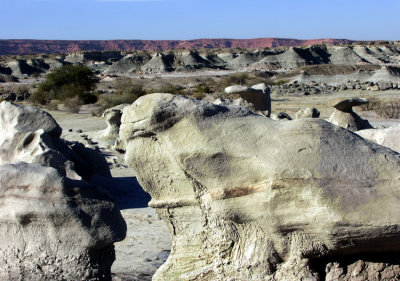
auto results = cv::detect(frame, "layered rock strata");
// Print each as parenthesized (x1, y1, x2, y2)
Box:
(120, 94, 400, 281)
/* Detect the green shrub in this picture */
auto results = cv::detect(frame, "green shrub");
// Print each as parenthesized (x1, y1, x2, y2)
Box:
(31, 90, 48, 105)
(115, 78, 145, 95)
(147, 83, 186, 95)
(31, 64, 99, 105)
(98, 93, 138, 109)
(222, 73, 249, 86)
(191, 82, 214, 99)
(97, 79, 148, 109)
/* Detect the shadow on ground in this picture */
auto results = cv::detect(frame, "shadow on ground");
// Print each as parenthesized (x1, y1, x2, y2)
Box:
(91, 175, 151, 209)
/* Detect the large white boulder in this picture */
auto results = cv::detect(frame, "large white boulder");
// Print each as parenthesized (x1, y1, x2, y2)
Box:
(357, 124, 400, 153)
(120, 94, 400, 281)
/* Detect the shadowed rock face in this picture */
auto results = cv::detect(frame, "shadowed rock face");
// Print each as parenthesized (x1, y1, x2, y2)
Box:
(0, 101, 126, 280)
(121, 94, 400, 281)
(0, 163, 126, 281)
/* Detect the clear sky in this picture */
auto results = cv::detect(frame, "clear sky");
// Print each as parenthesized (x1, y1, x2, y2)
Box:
(1, 0, 399, 41)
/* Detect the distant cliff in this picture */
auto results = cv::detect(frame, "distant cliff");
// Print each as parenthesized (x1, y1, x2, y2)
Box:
(0, 38, 355, 55)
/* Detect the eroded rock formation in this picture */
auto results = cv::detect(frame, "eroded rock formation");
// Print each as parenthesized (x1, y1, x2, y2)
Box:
(222, 83, 271, 117)
(328, 97, 373, 131)
(120, 94, 400, 281)
(0, 101, 111, 179)
(0, 101, 126, 280)
(0, 162, 126, 281)
(295, 107, 320, 119)
(102, 103, 129, 149)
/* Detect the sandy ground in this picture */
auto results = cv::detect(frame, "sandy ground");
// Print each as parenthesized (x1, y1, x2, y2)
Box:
(48, 110, 171, 281)
(46, 89, 400, 280)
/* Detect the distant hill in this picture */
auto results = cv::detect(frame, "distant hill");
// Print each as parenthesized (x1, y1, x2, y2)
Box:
(0, 38, 356, 55)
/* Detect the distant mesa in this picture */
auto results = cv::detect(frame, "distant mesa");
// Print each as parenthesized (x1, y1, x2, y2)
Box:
(0, 38, 356, 55)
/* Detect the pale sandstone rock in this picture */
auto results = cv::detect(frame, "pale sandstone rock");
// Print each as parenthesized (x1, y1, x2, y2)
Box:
(328, 97, 373, 131)
(357, 124, 400, 153)
(0, 102, 126, 280)
(0, 101, 110, 179)
(0, 162, 126, 281)
(121, 94, 400, 281)
(102, 104, 129, 150)
(224, 83, 271, 117)
(295, 107, 320, 119)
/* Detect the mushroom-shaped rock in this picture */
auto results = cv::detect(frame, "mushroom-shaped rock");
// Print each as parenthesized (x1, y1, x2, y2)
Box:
(224, 83, 271, 117)
(357, 124, 400, 153)
(0, 101, 110, 179)
(120, 94, 400, 281)
(328, 97, 373, 131)
(295, 107, 320, 119)
(328, 97, 369, 112)
(0, 162, 126, 281)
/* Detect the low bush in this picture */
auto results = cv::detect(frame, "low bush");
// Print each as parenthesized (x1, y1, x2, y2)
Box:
(377, 99, 400, 119)
(98, 93, 137, 109)
(98, 79, 148, 109)
(191, 82, 214, 99)
(360, 97, 381, 111)
(63, 96, 83, 113)
(361, 97, 400, 119)
(147, 83, 186, 95)
(115, 78, 146, 97)
(31, 64, 99, 105)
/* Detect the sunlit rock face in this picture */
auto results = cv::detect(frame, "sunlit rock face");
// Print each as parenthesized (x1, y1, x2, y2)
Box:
(121, 94, 400, 281)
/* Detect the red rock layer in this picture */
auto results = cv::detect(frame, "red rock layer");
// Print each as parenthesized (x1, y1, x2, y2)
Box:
(0, 38, 354, 55)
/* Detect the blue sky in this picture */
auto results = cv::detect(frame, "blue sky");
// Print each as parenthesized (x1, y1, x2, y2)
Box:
(1, 0, 399, 40)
